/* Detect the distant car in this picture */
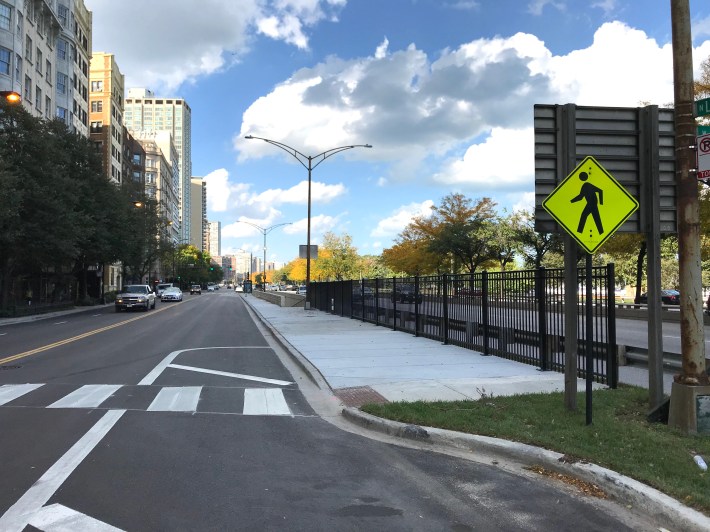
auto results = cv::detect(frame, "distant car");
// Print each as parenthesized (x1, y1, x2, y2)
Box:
(115, 284, 156, 312)
(638, 289, 680, 305)
(190, 284, 202, 294)
(391, 283, 422, 304)
(207, 285, 216, 292)
(160, 286, 183, 302)
(296, 285, 307, 295)
(155, 283, 174, 297)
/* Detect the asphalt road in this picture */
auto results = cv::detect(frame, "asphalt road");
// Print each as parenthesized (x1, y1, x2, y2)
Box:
(0, 291, 658, 530)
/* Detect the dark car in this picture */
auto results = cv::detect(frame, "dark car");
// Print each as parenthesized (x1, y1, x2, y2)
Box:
(638, 289, 680, 305)
(115, 284, 156, 312)
(391, 283, 422, 304)
(190, 284, 202, 294)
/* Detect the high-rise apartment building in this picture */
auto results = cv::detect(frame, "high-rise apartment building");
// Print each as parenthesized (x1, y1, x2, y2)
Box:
(207, 221, 221, 257)
(124, 88, 192, 243)
(88, 52, 124, 184)
(0, 1, 91, 133)
(133, 131, 180, 243)
(190, 177, 207, 252)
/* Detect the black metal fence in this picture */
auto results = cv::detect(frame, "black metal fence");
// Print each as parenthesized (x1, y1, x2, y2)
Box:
(310, 266, 617, 387)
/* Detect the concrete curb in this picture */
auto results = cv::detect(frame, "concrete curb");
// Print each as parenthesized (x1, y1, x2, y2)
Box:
(342, 407, 710, 532)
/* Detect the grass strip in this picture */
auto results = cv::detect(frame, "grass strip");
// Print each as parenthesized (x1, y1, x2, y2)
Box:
(361, 385, 710, 514)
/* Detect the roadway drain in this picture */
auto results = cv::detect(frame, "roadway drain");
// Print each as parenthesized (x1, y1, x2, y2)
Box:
(335, 386, 388, 407)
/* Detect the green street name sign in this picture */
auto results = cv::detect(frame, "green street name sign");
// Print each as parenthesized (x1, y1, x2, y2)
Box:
(696, 97, 710, 117)
(699, 125, 710, 136)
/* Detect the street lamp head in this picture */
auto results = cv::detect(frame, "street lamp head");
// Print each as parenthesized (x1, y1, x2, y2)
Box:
(364, 144, 373, 148)
(0, 91, 21, 104)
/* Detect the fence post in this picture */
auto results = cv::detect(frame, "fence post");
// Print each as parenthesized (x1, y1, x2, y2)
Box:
(392, 276, 397, 331)
(414, 275, 420, 337)
(482, 270, 490, 355)
(375, 278, 380, 326)
(537, 267, 549, 371)
(606, 263, 618, 388)
(361, 281, 366, 323)
(443, 274, 449, 344)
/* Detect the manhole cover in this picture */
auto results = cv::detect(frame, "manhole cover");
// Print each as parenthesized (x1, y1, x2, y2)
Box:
(335, 386, 388, 407)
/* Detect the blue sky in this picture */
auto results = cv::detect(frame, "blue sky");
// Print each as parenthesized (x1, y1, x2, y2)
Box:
(86, 0, 710, 267)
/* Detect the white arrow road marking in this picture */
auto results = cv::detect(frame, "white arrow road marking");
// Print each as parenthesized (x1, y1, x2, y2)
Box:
(0, 410, 125, 532)
(138, 346, 272, 385)
(48, 384, 121, 409)
(243, 388, 291, 416)
(168, 363, 292, 386)
(0, 383, 44, 406)
(147, 386, 202, 412)
(28, 503, 124, 532)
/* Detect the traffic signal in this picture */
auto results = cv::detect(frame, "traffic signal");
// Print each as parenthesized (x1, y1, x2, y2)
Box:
(210, 267, 214, 271)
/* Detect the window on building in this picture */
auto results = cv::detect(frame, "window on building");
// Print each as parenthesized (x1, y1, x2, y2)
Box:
(24, 75, 31, 100)
(57, 3, 68, 26)
(16, 11, 21, 35)
(56, 106, 67, 122)
(132, 153, 141, 164)
(14, 53, 20, 81)
(91, 80, 103, 92)
(44, 96, 50, 118)
(34, 86, 41, 109)
(90, 121, 102, 133)
(25, 35, 31, 62)
(57, 72, 67, 94)
(0, 47, 10, 76)
(90, 100, 102, 112)
(57, 39, 66, 60)
(35, 48, 41, 73)
(0, 2, 10, 31)
(45, 59, 51, 81)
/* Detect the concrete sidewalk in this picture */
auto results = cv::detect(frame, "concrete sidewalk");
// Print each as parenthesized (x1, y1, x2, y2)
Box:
(243, 295, 618, 403)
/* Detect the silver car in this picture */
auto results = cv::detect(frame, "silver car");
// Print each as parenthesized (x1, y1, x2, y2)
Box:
(160, 287, 183, 302)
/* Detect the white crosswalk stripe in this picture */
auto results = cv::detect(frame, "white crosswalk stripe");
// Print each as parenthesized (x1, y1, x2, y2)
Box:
(0, 383, 292, 416)
(48, 384, 122, 409)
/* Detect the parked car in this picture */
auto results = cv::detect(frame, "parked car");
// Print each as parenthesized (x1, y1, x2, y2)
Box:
(391, 283, 422, 304)
(296, 285, 307, 295)
(638, 289, 680, 305)
(207, 285, 216, 292)
(160, 286, 183, 302)
(155, 283, 174, 297)
(115, 284, 156, 312)
(190, 284, 202, 294)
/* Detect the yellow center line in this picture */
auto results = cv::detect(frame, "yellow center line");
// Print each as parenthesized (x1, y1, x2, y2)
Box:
(0, 306, 171, 365)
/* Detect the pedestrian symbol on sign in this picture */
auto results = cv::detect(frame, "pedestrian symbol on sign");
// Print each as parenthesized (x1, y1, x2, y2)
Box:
(542, 156, 638, 254)
(570, 170, 604, 235)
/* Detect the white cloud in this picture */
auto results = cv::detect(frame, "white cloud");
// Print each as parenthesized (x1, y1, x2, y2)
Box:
(434, 128, 533, 188)
(283, 213, 342, 238)
(85, 0, 347, 92)
(512, 192, 535, 213)
(236, 21, 710, 190)
(203, 168, 232, 212)
(370, 200, 435, 238)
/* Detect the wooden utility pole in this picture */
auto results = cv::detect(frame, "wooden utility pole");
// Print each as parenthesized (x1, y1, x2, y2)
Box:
(668, 0, 709, 434)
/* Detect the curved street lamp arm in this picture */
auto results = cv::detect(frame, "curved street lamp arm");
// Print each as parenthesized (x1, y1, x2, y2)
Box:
(263, 222, 293, 236)
(310, 144, 372, 171)
(244, 135, 311, 171)
(245, 135, 372, 171)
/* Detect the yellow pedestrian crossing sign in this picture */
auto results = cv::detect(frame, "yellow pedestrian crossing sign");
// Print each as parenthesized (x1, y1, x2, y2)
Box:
(542, 156, 639, 254)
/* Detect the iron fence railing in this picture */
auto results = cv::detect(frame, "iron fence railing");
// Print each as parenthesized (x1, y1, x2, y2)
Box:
(309, 266, 617, 387)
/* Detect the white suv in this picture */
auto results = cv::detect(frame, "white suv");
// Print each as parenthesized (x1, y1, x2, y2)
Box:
(115, 285, 156, 312)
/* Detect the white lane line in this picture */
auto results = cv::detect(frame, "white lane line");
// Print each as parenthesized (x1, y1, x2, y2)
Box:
(48, 384, 121, 409)
(138, 346, 272, 385)
(147, 386, 201, 412)
(28, 503, 124, 532)
(0, 333, 7, 336)
(52, 321, 68, 325)
(0, 383, 44, 406)
(0, 410, 125, 532)
(243, 388, 291, 416)
(168, 364, 292, 386)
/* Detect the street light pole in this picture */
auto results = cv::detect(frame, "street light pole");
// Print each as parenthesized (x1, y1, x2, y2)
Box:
(244, 136, 372, 305)
(236, 221, 292, 291)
